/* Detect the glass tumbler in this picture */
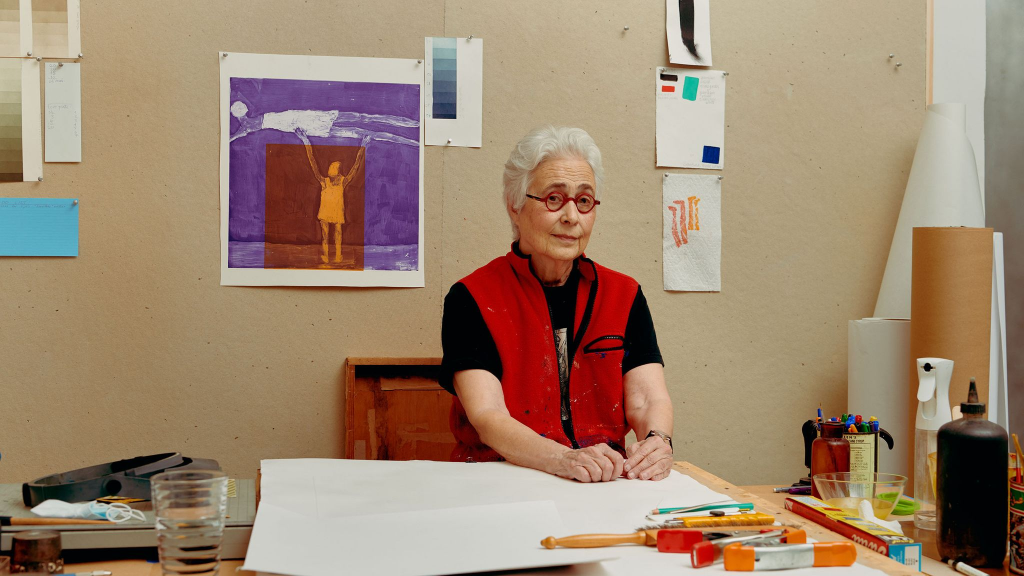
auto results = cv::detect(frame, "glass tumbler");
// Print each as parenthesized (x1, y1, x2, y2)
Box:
(151, 470, 228, 576)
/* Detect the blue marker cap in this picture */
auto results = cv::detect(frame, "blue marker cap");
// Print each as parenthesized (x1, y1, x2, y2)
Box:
(871, 420, 879, 432)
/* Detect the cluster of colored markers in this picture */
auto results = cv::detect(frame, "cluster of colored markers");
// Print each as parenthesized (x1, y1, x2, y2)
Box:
(815, 407, 880, 433)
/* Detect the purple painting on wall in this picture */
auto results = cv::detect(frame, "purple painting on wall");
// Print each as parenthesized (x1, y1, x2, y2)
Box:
(227, 77, 420, 272)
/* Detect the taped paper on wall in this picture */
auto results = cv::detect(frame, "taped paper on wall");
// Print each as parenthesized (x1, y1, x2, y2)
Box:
(425, 37, 483, 148)
(0, 59, 42, 182)
(31, 0, 81, 59)
(0, 198, 78, 256)
(667, 0, 712, 66)
(663, 174, 720, 292)
(220, 52, 425, 287)
(45, 62, 82, 162)
(656, 69, 725, 169)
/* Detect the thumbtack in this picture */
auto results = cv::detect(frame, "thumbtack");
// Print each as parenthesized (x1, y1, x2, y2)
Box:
(222, 52, 228, 58)
(73, 200, 78, 205)
(26, 51, 31, 56)
(624, 25, 630, 31)
(78, 53, 83, 59)
(447, 138, 452, 144)
(468, 35, 474, 40)
(417, 60, 423, 64)
(58, 62, 63, 67)
(664, 173, 669, 178)
(722, 71, 729, 76)
(37, 176, 43, 182)
(718, 175, 723, 180)
(896, 62, 902, 67)
(35, 56, 41, 61)
(889, 53, 895, 58)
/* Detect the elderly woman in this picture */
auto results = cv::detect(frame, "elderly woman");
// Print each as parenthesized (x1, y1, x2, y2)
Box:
(441, 126, 674, 483)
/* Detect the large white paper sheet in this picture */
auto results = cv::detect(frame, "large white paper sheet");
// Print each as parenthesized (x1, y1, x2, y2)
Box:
(666, 0, 712, 66)
(656, 68, 725, 169)
(250, 459, 890, 576)
(425, 37, 483, 148)
(663, 174, 720, 292)
(220, 52, 424, 287)
(873, 103, 985, 318)
(257, 459, 727, 534)
(44, 62, 81, 162)
(243, 500, 615, 576)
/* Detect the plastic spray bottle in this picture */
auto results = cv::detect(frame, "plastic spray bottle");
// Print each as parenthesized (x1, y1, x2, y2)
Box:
(914, 358, 953, 530)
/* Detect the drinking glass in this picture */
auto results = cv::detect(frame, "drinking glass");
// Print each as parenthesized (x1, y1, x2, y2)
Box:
(151, 470, 228, 576)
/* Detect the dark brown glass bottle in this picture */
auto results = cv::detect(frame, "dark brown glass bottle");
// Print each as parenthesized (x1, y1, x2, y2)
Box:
(936, 379, 1009, 567)
(811, 422, 851, 499)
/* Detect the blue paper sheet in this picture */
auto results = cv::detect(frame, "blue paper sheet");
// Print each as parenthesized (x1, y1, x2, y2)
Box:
(0, 198, 79, 256)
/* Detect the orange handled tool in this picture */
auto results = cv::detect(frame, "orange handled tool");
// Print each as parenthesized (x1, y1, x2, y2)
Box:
(691, 529, 806, 568)
(723, 542, 857, 571)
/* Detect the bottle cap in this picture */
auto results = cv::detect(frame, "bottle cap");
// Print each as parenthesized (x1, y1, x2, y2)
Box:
(959, 378, 986, 415)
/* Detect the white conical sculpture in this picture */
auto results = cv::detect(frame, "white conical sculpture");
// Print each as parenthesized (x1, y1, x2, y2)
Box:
(873, 103, 985, 318)
(913, 357, 953, 530)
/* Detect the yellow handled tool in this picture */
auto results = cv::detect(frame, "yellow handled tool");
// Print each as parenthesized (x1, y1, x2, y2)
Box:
(665, 512, 775, 528)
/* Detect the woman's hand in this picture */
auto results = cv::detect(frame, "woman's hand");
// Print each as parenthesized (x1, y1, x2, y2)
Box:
(558, 444, 624, 482)
(623, 436, 673, 481)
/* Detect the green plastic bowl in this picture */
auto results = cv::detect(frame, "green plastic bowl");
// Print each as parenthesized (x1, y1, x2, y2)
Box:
(878, 491, 920, 516)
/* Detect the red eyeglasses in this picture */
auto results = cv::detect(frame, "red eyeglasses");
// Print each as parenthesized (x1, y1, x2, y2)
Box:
(525, 191, 601, 214)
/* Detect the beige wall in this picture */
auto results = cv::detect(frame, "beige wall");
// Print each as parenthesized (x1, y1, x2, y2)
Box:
(0, 1, 925, 486)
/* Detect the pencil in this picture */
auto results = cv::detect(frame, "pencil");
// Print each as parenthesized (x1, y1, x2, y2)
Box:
(1012, 433, 1023, 482)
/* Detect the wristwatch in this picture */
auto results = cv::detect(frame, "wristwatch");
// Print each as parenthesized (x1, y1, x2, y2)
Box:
(645, 429, 673, 452)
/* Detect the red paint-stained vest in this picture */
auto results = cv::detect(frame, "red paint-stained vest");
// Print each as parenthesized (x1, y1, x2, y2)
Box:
(449, 247, 639, 462)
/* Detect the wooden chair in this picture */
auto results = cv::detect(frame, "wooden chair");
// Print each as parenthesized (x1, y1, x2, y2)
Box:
(344, 357, 456, 461)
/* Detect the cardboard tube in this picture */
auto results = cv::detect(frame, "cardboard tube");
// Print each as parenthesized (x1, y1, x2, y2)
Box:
(908, 227, 992, 483)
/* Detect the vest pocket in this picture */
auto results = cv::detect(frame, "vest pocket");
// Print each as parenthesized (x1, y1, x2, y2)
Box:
(582, 334, 625, 354)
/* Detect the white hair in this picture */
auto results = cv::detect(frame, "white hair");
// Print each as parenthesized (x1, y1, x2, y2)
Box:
(502, 126, 604, 240)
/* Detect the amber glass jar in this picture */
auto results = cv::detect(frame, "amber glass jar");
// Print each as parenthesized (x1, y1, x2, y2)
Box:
(811, 422, 851, 499)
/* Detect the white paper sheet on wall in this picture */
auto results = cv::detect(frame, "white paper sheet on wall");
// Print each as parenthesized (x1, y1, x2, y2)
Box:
(44, 62, 81, 162)
(656, 68, 725, 169)
(666, 0, 712, 66)
(663, 174, 720, 292)
(425, 37, 483, 147)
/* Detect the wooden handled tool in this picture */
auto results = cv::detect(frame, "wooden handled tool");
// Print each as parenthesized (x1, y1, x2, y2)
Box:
(542, 526, 790, 551)
(542, 529, 659, 549)
(1, 516, 113, 526)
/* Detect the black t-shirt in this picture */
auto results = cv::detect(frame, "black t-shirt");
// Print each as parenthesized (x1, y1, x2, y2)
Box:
(440, 265, 664, 399)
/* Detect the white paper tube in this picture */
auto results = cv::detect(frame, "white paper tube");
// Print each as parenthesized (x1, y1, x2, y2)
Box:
(874, 103, 985, 319)
(848, 318, 910, 477)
